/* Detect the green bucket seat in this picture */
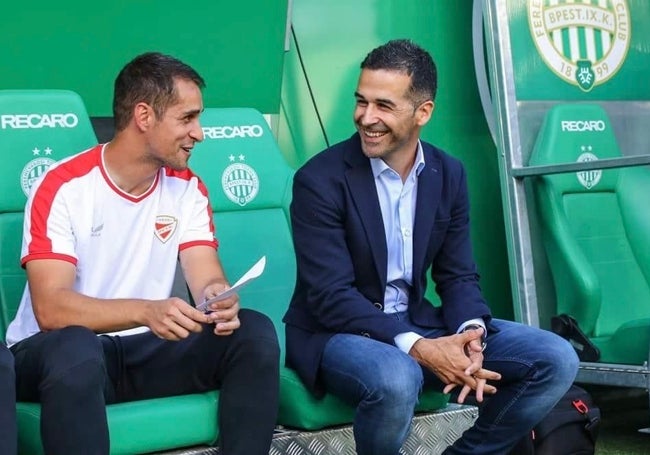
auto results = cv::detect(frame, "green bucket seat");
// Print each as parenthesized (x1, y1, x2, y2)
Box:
(530, 103, 650, 365)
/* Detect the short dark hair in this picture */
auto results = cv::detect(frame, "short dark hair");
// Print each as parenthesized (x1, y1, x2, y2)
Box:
(112, 52, 205, 131)
(361, 39, 437, 105)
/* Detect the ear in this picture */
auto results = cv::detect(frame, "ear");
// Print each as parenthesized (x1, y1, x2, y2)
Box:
(133, 102, 154, 131)
(415, 100, 434, 126)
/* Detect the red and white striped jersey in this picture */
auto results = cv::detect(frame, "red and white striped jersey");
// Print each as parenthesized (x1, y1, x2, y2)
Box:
(6, 144, 217, 345)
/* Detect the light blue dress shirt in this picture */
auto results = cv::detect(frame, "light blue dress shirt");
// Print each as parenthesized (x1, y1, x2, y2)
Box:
(370, 141, 484, 353)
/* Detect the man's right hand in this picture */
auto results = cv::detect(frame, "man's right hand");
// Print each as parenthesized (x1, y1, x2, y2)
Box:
(408, 331, 501, 403)
(144, 297, 211, 341)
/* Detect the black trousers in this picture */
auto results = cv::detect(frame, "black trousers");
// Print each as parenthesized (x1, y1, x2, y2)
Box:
(0, 343, 16, 455)
(11, 309, 280, 455)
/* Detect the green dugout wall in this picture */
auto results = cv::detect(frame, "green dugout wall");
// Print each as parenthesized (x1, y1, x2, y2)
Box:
(281, 0, 513, 319)
(484, 0, 650, 327)
(0, 0, 289, 116)
(0, 0, 513, 320)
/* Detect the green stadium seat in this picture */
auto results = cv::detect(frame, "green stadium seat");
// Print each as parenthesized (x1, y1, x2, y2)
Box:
(0, 90, 219, 455)
(530, 103, 650, 365)
(191, 107, 449, 432)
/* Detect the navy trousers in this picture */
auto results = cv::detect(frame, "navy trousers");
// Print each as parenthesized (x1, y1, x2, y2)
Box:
(0, 343, 16, 455)
(11, 309, 279, 455)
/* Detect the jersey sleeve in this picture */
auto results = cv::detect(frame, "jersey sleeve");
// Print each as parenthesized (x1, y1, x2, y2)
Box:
(178, 176, 218, 251)
(21, 171, 78, 266)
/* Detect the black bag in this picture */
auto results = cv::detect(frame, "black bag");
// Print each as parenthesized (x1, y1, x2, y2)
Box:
(551, 314, 601, 362)
(508, 385, 601, 454)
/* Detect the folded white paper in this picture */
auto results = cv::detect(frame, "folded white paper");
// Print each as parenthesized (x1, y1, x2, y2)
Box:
(196, 256, 266, 311)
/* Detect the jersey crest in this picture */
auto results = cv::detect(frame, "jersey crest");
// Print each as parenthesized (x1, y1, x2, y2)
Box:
(154, 215, 178, 243)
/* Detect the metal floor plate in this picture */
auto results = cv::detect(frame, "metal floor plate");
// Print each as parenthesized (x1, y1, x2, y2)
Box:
(158, 404, 478, 455)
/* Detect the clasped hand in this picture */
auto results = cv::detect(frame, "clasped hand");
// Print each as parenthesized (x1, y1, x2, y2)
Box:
(409, 327, 501, 404)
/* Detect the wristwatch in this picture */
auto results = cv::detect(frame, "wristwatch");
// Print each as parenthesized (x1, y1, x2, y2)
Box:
(462, 323, 487, 352)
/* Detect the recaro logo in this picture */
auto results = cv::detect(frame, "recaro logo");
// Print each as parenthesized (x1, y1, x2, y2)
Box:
(1, 113, 79, 129)
(560, 120, 606, 132)
(202, 125, 264, 139)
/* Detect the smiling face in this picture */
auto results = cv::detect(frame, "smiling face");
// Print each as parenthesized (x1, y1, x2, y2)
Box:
(354, 68, 433, 165)
(145, 77, 204, 171)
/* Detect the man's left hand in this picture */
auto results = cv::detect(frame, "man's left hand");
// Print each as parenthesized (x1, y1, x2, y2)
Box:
(203, 284, 241, 336)
(457, 328, 490, 402)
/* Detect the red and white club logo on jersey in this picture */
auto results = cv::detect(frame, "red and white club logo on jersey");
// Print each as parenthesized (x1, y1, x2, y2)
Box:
(154, 215, 178, 243)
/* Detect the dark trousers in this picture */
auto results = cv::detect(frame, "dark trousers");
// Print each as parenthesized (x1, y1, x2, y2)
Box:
(11, 309, 280, 455)
(0, 343, 17, 455)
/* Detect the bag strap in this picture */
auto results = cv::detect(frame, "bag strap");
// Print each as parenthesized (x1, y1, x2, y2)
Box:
(534, 387, 601, 442)
(572, 397, 600, 444)
(551, 314, 601, 362)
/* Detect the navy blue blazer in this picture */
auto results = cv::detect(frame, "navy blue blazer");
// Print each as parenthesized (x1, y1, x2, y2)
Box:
(283, 133, 492, 396)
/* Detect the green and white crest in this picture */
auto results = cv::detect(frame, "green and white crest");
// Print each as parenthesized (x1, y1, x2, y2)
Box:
(528, 0, 631, 92)
(21, 157, 55, 196)
(576, 150, 601, 189)
(221, 155, 259, 206)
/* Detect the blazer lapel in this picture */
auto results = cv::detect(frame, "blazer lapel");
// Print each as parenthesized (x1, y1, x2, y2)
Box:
(344, 143, 388, 287)
(412, 148, 442, 283)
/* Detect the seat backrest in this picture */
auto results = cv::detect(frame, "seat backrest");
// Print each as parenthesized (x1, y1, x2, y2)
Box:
(190, 108, 295, 356)
(530, 103, 650, 336)
(0, 90, 97, 339)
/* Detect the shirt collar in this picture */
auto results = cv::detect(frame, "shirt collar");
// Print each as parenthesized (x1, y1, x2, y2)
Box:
(370, 140, 426, 179)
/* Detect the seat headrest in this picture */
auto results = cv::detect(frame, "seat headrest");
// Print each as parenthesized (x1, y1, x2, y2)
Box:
(529, 103, 621, 192)
(0, 90, 97, 212)
(190, 107, 293, 211)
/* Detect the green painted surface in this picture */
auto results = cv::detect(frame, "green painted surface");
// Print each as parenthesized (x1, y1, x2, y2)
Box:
(493, 0, 650, 326)
(280, 0, 513, 319)
(0, 0, 514, 319)
(0, 0, 288, 116)
(508, 0, 650, 100)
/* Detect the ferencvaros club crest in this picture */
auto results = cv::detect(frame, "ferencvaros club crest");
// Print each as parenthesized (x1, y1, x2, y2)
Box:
(576, 150, 602, 190)
(221, 154, 259, 207)
(528, 0, 630, 92)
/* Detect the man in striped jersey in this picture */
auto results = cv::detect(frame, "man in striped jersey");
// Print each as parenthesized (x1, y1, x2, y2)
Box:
(6, 52, 279, 455)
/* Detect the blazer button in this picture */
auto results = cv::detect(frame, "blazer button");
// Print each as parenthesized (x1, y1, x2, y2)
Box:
(373, 302, 383, 310)
(361, 331, 370, 338)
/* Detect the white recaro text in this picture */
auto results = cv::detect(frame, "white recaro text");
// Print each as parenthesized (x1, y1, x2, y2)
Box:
(1, 113, 79, 129)
(560, 120, 606, 132)
(202, 125, 264, 139)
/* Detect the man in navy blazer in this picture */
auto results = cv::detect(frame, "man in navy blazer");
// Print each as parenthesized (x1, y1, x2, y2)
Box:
(283, 39, 579, 455)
